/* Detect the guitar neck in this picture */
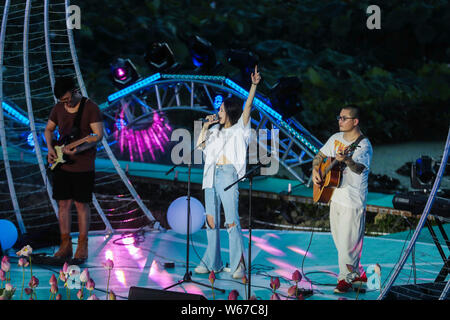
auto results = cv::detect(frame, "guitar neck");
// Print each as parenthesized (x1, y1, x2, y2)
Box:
(322, 158, 339, 177)
(65, 136, 92, 149)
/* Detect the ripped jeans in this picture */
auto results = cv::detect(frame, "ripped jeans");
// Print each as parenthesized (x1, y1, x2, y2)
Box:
(200, 164, 245, 273)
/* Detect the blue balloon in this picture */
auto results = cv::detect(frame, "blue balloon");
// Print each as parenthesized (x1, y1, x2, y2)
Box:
(167, 196, 205, 235)
(0, 219, 18, 250)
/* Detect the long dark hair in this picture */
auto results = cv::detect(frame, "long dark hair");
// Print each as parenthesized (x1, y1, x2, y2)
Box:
(220, 96, 243, 130)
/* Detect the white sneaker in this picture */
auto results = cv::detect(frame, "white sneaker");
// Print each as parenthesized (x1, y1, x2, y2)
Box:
(232, 262, 246, 279)
(194, 265, 209, 274)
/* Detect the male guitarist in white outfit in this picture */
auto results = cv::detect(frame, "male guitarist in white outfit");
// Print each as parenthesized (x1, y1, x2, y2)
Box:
(312, 105, 373, 293)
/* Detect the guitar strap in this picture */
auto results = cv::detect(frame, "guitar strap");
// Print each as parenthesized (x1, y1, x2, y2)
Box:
(68, 97, 87, 143)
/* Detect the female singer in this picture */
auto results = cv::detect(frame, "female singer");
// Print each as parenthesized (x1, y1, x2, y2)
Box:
(194, 66, 261, 279)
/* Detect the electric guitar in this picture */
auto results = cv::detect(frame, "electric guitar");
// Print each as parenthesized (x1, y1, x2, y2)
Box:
(313, 143, 360, 204)
(48, 134, 98, 170)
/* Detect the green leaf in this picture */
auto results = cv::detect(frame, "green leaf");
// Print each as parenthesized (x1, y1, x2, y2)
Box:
(307, 67, 324, 87)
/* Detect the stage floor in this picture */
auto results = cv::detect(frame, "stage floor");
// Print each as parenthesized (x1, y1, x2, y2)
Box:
(5, 227, 446, 300)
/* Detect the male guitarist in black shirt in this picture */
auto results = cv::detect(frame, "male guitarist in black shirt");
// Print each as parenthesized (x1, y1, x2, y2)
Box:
(44, 76, 103, 262)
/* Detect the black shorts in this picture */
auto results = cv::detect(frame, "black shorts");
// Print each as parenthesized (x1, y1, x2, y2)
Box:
(52, 169, 95, 203)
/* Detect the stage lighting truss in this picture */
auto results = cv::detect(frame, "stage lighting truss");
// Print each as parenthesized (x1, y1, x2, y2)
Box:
(103, 73, 324, 185)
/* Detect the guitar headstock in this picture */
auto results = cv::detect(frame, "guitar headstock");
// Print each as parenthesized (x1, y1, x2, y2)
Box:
(86, 134, 98, 144)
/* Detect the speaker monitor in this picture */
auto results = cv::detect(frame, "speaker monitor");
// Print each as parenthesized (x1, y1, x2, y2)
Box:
(128, 286, 207, 300)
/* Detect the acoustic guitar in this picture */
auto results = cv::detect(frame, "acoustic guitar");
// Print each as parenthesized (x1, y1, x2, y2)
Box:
(48, 134, 98, 170)
(313, 143, 360, 204)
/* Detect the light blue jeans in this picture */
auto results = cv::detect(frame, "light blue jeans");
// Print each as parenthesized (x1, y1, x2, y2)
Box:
(200, 164, 245, 273)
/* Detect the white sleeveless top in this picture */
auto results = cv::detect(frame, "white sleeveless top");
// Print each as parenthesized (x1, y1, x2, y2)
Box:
(202, 114, 251, 189)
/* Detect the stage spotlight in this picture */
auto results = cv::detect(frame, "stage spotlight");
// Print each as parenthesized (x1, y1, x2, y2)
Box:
(144, 42, 179, 73)
(411, 155, 436, 190)
(110, 58, 140, 90)
(186, 35, 218, 73)
(269, 77, 303, 119)
(226, 49, 259, 88)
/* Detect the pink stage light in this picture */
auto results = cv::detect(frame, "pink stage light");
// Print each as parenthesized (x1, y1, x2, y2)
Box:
(105, 249, 114, 261)
(184, 284, 204, 297)
(115, 270, 127, 286)
(114, 110, 172, 162)
(287, 246, 314, 258)
(149, 260, 176, 290)
(244, 234, 285, 257)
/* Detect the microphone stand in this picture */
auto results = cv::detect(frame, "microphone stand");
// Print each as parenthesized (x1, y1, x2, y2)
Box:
(224, 163, 263, 300)
(164, 139, 224, 293)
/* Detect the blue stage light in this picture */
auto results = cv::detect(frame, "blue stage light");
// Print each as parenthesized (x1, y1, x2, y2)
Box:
(27, 132, 35, 147)
(213, 95, 223, 110)
(2, 102, 30, 126)
(107, 73, 161, 102)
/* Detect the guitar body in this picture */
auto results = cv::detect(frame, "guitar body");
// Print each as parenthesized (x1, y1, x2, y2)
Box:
(49, 140, 71, 171)
(313, 157, 341, 204)
(48, 134, 97, 171)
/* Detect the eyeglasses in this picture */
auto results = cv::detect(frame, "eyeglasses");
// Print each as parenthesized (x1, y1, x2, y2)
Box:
(336, 116, 355, 121)
(59, 89, 80, 107)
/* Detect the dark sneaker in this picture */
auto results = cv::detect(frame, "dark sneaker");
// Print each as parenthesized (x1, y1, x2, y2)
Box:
(334, 280, 352, 294)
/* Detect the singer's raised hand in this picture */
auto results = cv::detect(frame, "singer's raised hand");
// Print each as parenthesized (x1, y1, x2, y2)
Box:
(251, 65, 261, 85)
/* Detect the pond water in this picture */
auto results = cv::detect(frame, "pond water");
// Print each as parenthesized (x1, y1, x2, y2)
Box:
(371, 140, 449, 190)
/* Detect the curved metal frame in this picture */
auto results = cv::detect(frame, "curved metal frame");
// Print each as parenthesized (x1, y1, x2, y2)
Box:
(65, 0, 157, 231)
(24, 0, 60, 221)
(0, 0, 26, 234)
(105, 76, 322, 185)
(378, 126, 450, 300)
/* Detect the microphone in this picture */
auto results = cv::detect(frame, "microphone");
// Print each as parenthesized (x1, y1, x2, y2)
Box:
(197, 114, 218, 123)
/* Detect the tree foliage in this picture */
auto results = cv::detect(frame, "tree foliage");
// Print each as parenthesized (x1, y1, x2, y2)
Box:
(76, 0, 450, 144)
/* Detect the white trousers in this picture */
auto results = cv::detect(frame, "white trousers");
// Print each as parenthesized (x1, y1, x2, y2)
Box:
(329, 201, 366, 282)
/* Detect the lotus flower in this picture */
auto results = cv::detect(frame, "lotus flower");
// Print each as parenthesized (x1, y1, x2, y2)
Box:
(1, 256, 10, 272)
(50, 283, 58, 295)
(59, 270, 66, 282)
(80, 269, 90, 283)
(270, 293, 280, 300)
(5, 283, 13, 291)
(0, 270, 6, 281)
(24, 287, 33, 295)
(77, 289, 83, 300)
(49, 274, 58, 286)
(292, 270, 302, 282)
(374, 263, 381, 276)
(86, 278, 95, 291)
(288, 285, 297, 297)
(103, 259, 114, 270)
(62, 262, 69, 275)
(87, 294, 99, 300)
(29, 276, 39, 288)
(208, 271, 215, 285)
(16, 245, 33, 257)
(228, 290, 239, 300)
(108, 290, 116, 300)
(55, 294, 62, 300)
(270, 277, 280, 291)
(18, 258, 29, 267)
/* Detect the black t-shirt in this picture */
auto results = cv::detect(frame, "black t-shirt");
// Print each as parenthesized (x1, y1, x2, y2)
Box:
(49, 98, 103, 172)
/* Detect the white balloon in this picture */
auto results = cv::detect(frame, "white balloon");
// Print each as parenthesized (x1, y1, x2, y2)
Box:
(167, 196, 206, 234)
